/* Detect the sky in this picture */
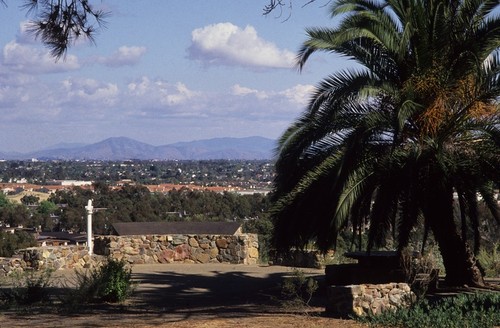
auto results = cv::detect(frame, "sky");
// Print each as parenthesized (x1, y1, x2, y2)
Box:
(0, 1, 353, 153)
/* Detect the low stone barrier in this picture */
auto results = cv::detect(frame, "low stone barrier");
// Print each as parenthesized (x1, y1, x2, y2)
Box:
(0, 233, 259, 276)
(94, 234, 259, 265)
(326, 282, 415, 317)
(0, 246, 103, 276)
(0, 256, 24, 276)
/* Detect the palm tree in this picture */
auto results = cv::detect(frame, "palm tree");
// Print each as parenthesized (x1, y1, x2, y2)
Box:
(272, 0, 499, 287)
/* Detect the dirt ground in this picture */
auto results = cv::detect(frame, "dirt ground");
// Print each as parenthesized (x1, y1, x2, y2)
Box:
(0, 263, 367, 328)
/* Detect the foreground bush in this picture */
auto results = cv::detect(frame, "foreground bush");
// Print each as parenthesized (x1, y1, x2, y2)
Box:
(478, 244, 500, 278)
(280, 268, 318, 309)
(357, 292, 500, 328)
(70, 258, 134, 304)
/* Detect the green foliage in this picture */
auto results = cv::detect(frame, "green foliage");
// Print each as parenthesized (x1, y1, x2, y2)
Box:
(70, 259, 133, 304)
(243, 215, 273, 263)
(400, 249, 440, 299)
(478, 244, 500, 278)
(37, 200, 58, 216)
(20, 195, 39, 205)
(0, 269, 54, 307)
(0, 203, 31, 228)
(271, 0, 499, 286)
(357, 293, 500, 328)
(50, 184, 271, 233)
(280, 269, 318, 308)
(0, 193, 10, 208)
(0, 230, 37, 257)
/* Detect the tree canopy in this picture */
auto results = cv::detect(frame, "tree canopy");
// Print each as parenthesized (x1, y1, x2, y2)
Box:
(272, 0, 500, 287)
(48, 184, 270, 234)
(2, 0, 108, 59)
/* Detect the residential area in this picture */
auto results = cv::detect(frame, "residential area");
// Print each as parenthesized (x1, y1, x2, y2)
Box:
(0, 160, 274, 258)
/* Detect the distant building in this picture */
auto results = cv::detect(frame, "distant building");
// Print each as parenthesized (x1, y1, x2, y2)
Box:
(111, 221, 243, 236)
(60, 180, 93, 186)
(36, 231, 88, 247)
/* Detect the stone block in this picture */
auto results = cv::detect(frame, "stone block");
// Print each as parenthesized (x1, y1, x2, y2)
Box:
(248, 247, 259, 259)
(174, 244, 191, 261)
(326, 283, 414, 317)
(188, 237, 199, 248)
(160, 249, 175, 263)
(123, 246, 139, 255)
(172, 236, 188, 245)
(216, 238, 228, 249)
(209, 247, 219, 258)
(194, 252, 210, 264)
(199, 243, 210, 249)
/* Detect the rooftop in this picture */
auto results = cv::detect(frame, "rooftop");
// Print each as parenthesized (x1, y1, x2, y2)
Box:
(111, 221, 242, 236)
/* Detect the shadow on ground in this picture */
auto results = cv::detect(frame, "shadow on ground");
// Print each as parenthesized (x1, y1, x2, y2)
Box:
(0, 264, 329, 327)
(130, 266, 326, 318)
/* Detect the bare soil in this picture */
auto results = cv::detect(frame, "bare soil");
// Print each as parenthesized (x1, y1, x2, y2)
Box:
(0, 263, 367, 327)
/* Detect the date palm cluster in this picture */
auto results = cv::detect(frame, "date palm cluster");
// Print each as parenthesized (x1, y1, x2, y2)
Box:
(271, 0, 499, 286)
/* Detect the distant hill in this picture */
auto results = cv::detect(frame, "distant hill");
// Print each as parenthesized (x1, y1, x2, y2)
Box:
(2, 136, 276, 160)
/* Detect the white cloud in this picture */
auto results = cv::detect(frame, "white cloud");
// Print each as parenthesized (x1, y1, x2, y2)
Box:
(0, 70, 309, 152)
(61, 78, 119, 106)
(231, 83, 314, 106)
(280, 84, 315, 106)
(231, 84, 269, 100)
(163, 82, 199, 105)
(2, 41, 80, 74)
(96, 46, 147, 67)
(128, 77, 199, 106)
(16, 21, 38, 45)
(231, 84, 257, 96)
(188, 22, 295, 69)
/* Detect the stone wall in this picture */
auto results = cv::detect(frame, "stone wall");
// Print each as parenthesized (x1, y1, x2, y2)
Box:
(0, 246, 102, 276)
(94, 234, 259, 265)
(326, 283, 415, 317)
(0, 233, 258, 276)
(0, 256, 23, 276)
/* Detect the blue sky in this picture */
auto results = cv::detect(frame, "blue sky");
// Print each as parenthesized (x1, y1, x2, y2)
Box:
(0, 1, 352, 153)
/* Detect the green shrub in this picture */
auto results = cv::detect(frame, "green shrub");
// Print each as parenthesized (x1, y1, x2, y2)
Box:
(400, 248, 440, 299)
(357, 292, 500, 328)
(477, 244, 500, 278)
(243, 216, 273, 263)
(70, 258, 134, 304)
(280, 268, 319, 308)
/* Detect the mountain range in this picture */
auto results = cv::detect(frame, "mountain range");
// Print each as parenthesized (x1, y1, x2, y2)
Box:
(0, 137, 276, 161)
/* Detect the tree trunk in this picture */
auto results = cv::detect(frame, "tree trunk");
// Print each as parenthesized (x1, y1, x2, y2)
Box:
(422, 180, 485, 287)
(428, 215, 485, 287)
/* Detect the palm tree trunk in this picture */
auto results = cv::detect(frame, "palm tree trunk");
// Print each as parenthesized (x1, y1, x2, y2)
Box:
(422, 183, 485, 287)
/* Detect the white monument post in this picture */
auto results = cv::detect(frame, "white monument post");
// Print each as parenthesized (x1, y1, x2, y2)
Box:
(85, 199, 94, 255)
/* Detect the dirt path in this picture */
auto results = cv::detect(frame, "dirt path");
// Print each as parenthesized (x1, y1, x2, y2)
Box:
(0, 263, 366, 327)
